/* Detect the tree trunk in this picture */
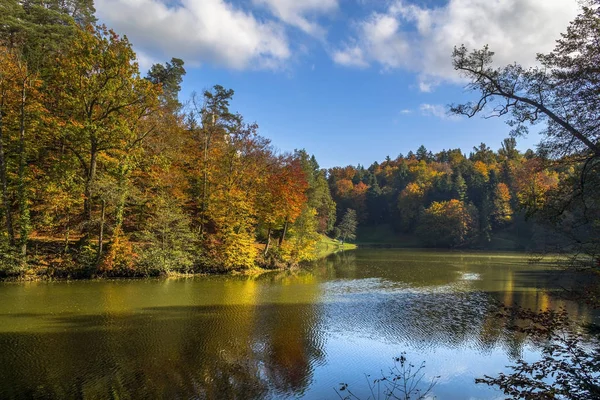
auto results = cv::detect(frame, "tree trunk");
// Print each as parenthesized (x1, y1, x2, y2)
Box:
(96, 199, 105, 262)
(264, 226, 271, 255)
(200, 127, 210, 237)
(279, 218, 289, 246)
(113, 162, 130, 234)
(63, 215, 70, 254)
(83, 142, 98, 235)
(0, 99, 14, 245)
(17, 80, 28, 257)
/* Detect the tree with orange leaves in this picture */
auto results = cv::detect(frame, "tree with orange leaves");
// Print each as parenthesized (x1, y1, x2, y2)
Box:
(259, 155, 308, 255)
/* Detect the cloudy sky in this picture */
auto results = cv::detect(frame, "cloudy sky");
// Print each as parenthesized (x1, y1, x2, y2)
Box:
(96, 0, 579, 168)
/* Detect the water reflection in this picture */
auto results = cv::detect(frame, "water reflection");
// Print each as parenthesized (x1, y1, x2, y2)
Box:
(0, 249, 597, 399)
(0, 280, 325, 399)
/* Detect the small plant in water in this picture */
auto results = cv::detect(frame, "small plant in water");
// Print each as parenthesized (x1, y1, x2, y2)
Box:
(336, 352, 439, 400)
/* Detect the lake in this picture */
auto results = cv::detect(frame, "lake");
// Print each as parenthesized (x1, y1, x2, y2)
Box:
(0, 249, 596, 399)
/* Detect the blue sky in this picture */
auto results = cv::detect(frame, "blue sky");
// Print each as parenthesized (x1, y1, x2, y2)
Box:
(96, 0, 579, 168)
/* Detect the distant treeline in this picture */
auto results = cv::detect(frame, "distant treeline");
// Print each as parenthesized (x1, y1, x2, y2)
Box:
(327, 141, 573, 249)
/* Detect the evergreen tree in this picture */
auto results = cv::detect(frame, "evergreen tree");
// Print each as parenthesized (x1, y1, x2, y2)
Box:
(453, 173, 468, 202)
(337, 208, 357, 245)
(146, 58, 186, 110)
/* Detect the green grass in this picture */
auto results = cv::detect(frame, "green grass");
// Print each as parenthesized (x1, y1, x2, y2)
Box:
(315, 235, 357, 259)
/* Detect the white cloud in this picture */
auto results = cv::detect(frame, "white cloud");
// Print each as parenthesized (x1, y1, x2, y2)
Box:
(399, 109, 413, 115)
(332, 45, 369, 68)
(420, 103, 460, 121)
(333, 0, 580, 90)
(96, 0, 291, 70)
(334, 12, 410, 70)
(252, 0, 338, 36)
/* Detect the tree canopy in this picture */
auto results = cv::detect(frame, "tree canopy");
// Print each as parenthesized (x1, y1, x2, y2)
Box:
(450, 0, 600, 159)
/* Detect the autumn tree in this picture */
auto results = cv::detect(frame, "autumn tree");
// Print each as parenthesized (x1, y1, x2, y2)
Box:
(513, 159, 559, 214)
(205, 120, 273, 269)
(0, 46, 45, 257)
(275, 150, 334, 263)
(491, 183, 513, 227)
(46, 25, 160, 255)
(416, 200, 478, 248)
(185, 85, 238, 237)
(258, 154, 308, 256)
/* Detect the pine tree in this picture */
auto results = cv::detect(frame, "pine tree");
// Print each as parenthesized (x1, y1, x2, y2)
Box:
(337, 209, 357, 245)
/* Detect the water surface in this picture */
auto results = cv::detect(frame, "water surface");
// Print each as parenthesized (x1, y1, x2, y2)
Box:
(0, 249, 596, 399)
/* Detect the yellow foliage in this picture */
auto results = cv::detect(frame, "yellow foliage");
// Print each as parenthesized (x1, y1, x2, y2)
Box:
(473, 161, 489, 180)
(218, 230, 258, 270)
(281, 207, 320, 263)
(417, 199, 477, 247)
(410, 160, 442, 184)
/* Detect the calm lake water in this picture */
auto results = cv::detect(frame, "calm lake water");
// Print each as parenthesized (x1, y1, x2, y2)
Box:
(0, 249, 597, 399)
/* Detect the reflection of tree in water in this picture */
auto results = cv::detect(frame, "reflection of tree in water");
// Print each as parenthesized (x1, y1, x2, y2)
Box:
(0, 281, 326, 399)
(242, 271, 326, 395)
(2, 251, 598, 399)
(324, 286, 593, 363)
(255, 303, 325, 396)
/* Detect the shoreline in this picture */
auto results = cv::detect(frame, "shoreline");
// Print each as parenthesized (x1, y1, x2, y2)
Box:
(0, 241, 358, 283)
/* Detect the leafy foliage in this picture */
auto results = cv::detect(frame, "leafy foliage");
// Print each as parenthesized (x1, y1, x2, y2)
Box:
(449, 0, 600, 264)
(0, 6, 336, 277)
(476, 307, 600, 399)
(416, 199, 478, 247)
(328, 142, 567, 251)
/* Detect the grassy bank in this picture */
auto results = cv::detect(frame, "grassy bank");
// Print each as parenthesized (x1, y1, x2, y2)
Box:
(315, 235, 357, 259)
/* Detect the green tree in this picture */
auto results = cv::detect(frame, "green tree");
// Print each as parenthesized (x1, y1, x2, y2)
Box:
(137, 194, 195, 275)
(498, 138, 519, 161)
(416, 145, 431, 162)
(0, 0, 96, 71)
(295, 150, 336, 234)
(146, 58, 186, 110)
(337, 208, 357, 245)
(366, 179, 386, 225)
(46, 25, 160, 245)
(470, 143, 495, 164)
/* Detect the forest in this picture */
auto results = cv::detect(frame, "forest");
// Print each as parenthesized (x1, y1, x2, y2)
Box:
(0, 0, 339, 278)
(327, 141, 566, 250)
(0, 0, 598, 280)
(2, 1, 600, 398)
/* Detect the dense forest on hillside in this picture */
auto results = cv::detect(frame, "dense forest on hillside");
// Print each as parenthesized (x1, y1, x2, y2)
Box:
(328, 141, 566, 250)
(0, 1, 597, 279)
